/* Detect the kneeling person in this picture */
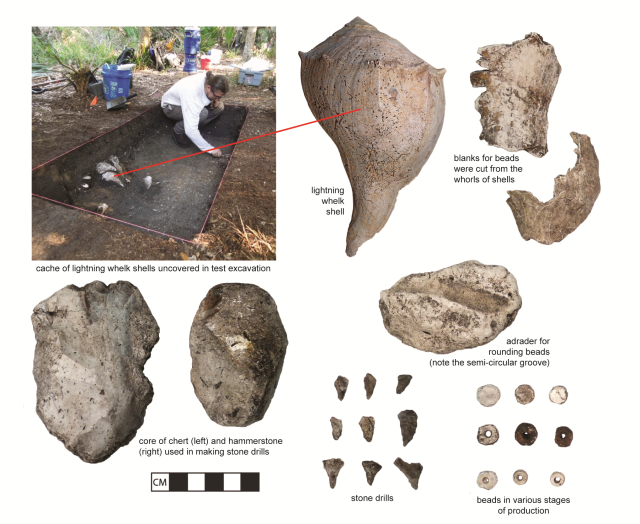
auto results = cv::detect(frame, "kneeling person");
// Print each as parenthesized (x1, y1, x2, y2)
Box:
(161, 72, 229, 157)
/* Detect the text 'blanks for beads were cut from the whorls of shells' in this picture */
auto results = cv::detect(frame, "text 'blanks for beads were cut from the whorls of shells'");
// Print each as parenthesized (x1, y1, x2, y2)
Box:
(299, 17, 446, 257)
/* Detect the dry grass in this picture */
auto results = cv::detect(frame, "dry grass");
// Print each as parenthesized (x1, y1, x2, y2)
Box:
(221, 210, 275, 260)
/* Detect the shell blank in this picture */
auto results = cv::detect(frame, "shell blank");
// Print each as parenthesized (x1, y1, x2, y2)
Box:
(471, 33, 561, 157)
(300, 17, 446, 256)
(507, 132, 600, 244)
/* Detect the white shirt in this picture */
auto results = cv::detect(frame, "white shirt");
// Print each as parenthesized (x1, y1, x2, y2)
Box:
(161, 73, 213, 152)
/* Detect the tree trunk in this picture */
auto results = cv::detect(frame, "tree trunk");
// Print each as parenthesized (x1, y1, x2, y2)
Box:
(243, 27, 257, 63)
(232, 27, 243, 48)
(138, 27, 151, 56)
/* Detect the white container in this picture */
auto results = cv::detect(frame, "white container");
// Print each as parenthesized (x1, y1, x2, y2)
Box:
(209, 49, 223, 65)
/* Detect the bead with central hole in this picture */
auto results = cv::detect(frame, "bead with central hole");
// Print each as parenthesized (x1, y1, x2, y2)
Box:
(477, 424, 500, 445)
(477, 471, 498, 490)
(514, 422, 538, 446)
(513, 469, 528, 485)
(555, 426, 573, 447)
(550, 471, 565, 487)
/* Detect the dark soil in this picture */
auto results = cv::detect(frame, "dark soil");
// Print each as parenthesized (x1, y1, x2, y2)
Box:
(32, 69, 276, 260)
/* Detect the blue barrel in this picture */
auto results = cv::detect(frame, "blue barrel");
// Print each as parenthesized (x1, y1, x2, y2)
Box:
(102, 65, 132, 101)
(183, 54, 198, 73)
(184, 27, 201, 55)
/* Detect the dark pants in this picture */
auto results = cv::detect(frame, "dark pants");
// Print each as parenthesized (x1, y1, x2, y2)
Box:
(162, 102, 224, 135)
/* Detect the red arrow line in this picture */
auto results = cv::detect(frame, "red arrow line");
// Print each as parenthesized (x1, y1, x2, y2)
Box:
(116, 108, 361, 177)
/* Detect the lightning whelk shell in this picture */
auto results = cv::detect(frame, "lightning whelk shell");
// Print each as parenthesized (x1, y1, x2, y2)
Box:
(299, 17, 446, 256)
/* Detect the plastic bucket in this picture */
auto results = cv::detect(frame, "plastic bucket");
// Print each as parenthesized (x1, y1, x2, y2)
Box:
(102, 64, 132, 101)
(201, 57, 211, 70)
(209, 49, 223, 65)
(184, 27, 201, 55)
(184, 54, 198, 73)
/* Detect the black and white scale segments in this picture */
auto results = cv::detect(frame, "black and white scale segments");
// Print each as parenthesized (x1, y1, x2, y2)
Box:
(151, 472, 259, 492)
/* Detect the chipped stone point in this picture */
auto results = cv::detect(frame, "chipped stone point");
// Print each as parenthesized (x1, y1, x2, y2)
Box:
(515, 384, 535, 405)
(477, 384, 501, 407)
(362, 461, 382, 486)
(507, 133, 600, 244)
(364, 373, 377, 399)
(359, 416, 375, 442)
(335, 376, 349, 401)
(549, 385, 568, 405)
(477, 471, 498, 490)
(471, 33, 561, 157)
(189, 283, 288, 427)
(379, 261, 522, 354)
(398, 410, 418, 447)
(394, 458, 423, 490)
(31, 281, 159, 463)
(477, 424, 499, 446)
(330, 417, 343, 441)
(396, 375, 413, 394)
(323, 458, 344, 489)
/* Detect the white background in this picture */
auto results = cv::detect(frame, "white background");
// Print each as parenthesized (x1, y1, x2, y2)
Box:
(8, 1, 639, 522)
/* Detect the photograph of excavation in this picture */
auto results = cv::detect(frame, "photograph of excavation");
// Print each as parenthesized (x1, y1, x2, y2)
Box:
(32, 26, 276, 260)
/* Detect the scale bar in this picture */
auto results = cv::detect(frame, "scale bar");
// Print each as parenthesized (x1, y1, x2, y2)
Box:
(151, 472, 259, 492)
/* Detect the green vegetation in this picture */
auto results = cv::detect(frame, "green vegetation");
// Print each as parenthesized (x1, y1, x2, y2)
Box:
(31, 26, 276, 95)
(32, 63, 55, 78)
(200, 26, 223, 50)
(32, 27, 140, 95)
(32, 27, 131, 67)
(224, 27, 236, 50)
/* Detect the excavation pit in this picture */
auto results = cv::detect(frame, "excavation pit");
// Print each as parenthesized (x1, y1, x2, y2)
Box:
(32, 104, 249, 241)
